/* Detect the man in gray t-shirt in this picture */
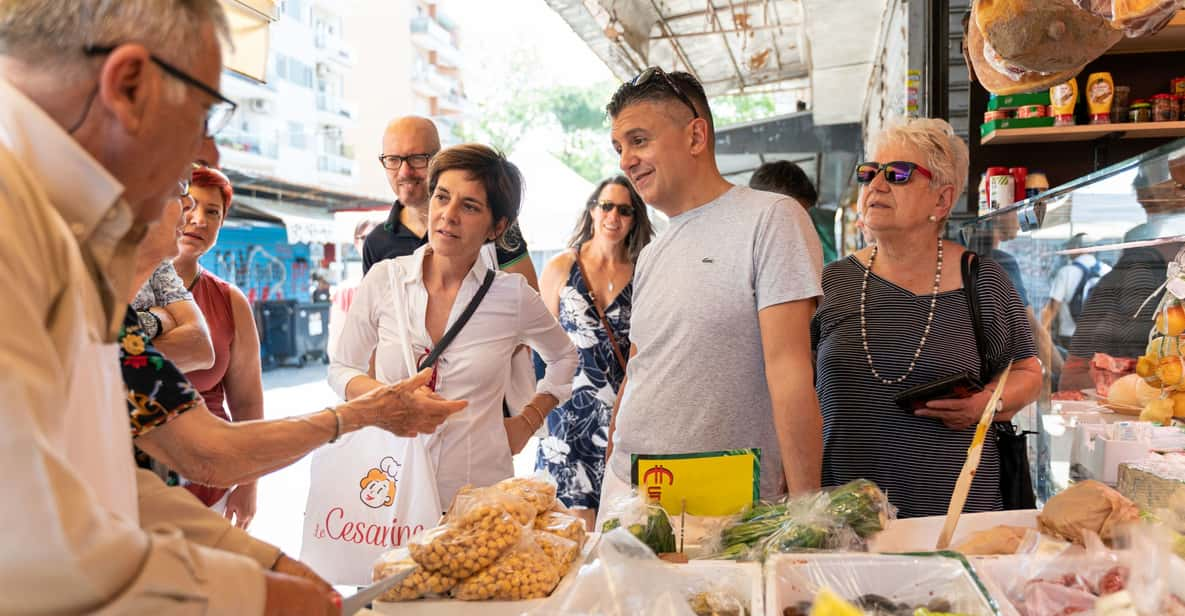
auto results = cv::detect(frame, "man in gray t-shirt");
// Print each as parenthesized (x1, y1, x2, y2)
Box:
(604, 69, 824, 501)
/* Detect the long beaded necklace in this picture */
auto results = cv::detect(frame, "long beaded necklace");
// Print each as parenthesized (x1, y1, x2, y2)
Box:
(859, 238, 943, 385)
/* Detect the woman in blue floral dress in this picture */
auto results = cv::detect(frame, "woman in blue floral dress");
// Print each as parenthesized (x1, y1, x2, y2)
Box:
(535, 176, 655, 527)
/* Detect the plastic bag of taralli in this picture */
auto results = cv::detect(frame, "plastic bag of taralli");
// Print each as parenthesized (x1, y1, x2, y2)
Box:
(527, 528, 699, 616)
(370, 547, 456, 602)
(408, 486, 536, 579)
(1002, 526, 1185, 616)
(451, 530, 567, 601)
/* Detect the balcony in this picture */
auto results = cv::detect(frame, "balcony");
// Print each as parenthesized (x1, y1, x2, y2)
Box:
(437, 90, 469, 115)
(317, 151, 357, 179)
(221, 69, 278, 104)
(313, 32, 356, 67)
(216, 130, 279, 173)
(410, 15, 461, 61)
(315, 93, 357, 124)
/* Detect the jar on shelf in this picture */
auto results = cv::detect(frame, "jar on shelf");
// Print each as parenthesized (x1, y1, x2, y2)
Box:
(1152, 94, 1175, 122)
(1130, 100, 1152, 123)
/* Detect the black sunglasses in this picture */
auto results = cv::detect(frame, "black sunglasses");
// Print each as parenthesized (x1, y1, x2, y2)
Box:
(83, 45, 237, 138)
(855, 161, 934, 185)
(630, 67, 700, 120)
(378, 152, 434, 171)
(593, 201, 635, 217)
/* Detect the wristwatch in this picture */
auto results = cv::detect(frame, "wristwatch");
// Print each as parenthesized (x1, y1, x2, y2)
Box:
(137, 310, 163, 339)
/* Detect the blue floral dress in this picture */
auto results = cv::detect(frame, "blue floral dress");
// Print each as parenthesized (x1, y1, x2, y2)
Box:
(535, 260, 632, 509)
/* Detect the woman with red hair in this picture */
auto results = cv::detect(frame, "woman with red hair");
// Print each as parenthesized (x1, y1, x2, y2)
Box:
(172, 166, 264, 528)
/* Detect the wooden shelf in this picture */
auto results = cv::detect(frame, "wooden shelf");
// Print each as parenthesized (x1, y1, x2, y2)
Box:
(1109, 11, 1185, 54)
(981, 121, 1185, 145)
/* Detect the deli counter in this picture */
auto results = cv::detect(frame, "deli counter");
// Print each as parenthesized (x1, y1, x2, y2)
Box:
(960, 138, 1185, 501)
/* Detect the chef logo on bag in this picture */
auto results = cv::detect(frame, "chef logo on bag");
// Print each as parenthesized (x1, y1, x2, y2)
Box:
(359, 456, 400, 509)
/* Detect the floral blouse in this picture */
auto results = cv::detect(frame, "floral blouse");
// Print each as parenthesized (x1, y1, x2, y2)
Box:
(121, 306, 203, 439)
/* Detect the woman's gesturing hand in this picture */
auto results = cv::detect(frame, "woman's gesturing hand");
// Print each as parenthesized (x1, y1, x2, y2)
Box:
(343, 368, 467, 436)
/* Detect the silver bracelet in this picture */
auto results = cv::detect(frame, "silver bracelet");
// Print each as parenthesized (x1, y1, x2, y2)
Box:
(327, 407, 343, 443)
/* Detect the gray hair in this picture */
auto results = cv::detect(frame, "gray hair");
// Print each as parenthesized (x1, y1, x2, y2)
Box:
(867, 117, 969, 223)
(0, 0, 230, 84)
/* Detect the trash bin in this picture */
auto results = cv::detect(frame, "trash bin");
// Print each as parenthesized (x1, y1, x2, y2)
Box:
(293, 302, 331, 366)
(258, 299, 297, 368)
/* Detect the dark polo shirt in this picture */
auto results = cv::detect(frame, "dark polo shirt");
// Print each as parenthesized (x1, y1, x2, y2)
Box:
(361, 202, 530, 275)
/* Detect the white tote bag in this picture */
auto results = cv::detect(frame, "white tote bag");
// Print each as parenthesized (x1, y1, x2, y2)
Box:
(300, 261, 443, 586)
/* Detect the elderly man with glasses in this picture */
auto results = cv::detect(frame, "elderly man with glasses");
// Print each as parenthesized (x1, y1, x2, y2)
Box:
(600, 68, 826, 525)
(0, 1, 357, 614)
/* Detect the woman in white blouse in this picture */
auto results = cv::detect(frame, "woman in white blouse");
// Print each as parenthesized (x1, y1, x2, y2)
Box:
(329, 144, 579, 506)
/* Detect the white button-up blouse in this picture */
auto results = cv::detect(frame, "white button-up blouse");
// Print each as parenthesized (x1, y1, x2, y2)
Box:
(329, 245, 578, 505)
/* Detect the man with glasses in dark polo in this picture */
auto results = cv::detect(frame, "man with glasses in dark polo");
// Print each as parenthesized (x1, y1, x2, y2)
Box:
(600, 68, 825, 523)
(364, 116, 537, 288)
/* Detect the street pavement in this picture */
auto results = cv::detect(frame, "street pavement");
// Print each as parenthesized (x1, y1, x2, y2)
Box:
(251, 364, 539, 564)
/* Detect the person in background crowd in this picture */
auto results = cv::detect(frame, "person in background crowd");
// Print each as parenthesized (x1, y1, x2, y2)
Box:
(535, 175, 655, 529)
(602, 68, 825, 519)
(1059, 179, 1185, 392)
(130, 239, 215, 372)
(328, 218, 381, 351)
(0, 0, 337, 612)
(331, 144, 579, 507)
(170, 166, 262, 526)
(363, 116, 539, 413)
(749, 160, 839, 263)
(811, 118, 1041, 518)
(1041, 233, 1110, 351)
(311, 273, 332, 303)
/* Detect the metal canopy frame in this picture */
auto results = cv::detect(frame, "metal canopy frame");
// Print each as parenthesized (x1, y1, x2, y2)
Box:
(545, 0, 809, 96)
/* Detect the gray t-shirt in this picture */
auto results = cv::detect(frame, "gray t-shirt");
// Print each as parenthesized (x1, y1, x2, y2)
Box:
(609, 185, 823, 498)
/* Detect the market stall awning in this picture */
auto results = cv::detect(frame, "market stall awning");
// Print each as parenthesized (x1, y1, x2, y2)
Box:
(542, 0, 810, 96)
(233, 195, 337, 245)
(221, 0, 276, 82)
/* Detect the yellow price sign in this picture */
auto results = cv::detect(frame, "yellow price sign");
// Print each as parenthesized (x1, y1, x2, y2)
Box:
(630, 449, 760, 517)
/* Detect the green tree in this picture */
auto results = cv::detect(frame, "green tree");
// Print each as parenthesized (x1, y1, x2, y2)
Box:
(712, 93, 777, 127)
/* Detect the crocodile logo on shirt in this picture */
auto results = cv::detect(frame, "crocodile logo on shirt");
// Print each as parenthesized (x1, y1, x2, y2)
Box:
(701, 257, 715, 264)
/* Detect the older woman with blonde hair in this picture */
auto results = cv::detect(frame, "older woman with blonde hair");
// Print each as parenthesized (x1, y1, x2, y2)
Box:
(810, 118, 1041, 518)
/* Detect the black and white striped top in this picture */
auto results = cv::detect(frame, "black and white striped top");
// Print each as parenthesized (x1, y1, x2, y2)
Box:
(810, 252, 1036, 518)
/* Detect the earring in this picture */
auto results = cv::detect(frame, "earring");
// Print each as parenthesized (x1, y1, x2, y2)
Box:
(928, 215, 937, 222)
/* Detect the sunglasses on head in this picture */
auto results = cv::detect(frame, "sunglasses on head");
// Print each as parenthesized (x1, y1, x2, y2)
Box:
(630, 66, 700, 120)
(855, 161, 934, 185)
(593, 201, 635, 217)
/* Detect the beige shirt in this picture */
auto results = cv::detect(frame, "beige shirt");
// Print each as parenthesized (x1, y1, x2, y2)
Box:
(0, 76, 265, 614)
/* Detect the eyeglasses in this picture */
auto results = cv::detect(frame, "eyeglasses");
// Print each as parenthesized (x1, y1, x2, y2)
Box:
(629, 66, 700, 120)
(593, 201, 636, 217)
(379, 153, 434, 171)
(855, 161, 934, 185)
(83, 45, 238, 138)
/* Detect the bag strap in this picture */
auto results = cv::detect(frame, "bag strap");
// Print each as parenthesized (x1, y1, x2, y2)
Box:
(417, 269, 496, 371)
(961, 250, 990, 383)
(574, 253, 628, 372)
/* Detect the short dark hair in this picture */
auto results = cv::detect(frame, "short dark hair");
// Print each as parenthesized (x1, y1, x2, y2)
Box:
(428, 144, 523, 250)
(606, 69, 715, 139)
(569, 176, 656, 262)
(749, 160, 818, 208)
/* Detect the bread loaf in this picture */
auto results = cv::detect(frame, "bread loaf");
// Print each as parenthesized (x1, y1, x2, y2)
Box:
(975, 0, 1122, 73)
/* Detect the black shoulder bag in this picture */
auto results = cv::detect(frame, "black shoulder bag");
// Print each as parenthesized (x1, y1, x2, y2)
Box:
(963, 252, 1038, 510)
(417, 269, 496, 372)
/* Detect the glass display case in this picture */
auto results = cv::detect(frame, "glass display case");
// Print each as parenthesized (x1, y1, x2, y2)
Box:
(960, 138, 1185, 501)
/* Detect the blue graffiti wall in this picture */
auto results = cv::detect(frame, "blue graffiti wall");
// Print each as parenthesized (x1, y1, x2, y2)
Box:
(197, 219, 314, 303)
